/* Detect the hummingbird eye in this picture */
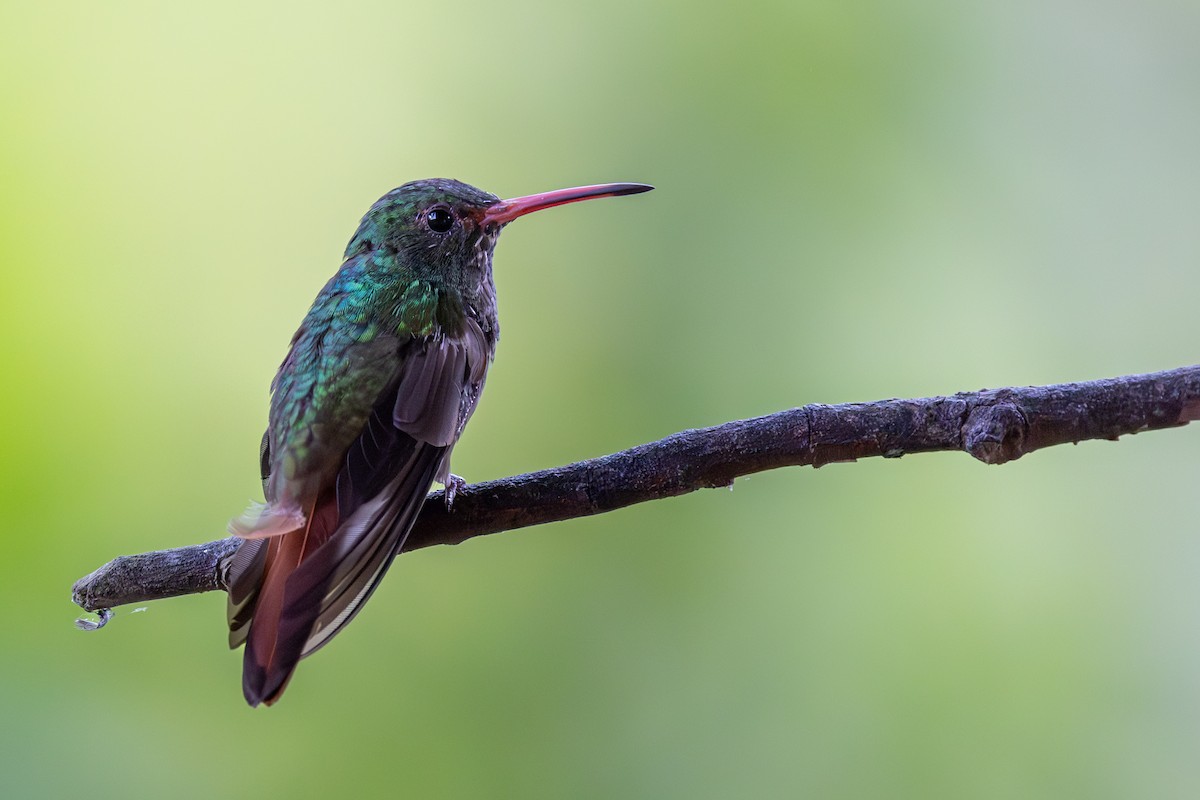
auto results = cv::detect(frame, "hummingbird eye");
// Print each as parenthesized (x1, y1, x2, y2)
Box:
(425, 207, 454, 234)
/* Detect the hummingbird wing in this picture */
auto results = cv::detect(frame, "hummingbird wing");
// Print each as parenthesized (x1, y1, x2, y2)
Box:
(228, 316, 490, 706)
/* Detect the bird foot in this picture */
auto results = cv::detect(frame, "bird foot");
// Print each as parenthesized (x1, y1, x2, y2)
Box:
(443, 473, 467, 510)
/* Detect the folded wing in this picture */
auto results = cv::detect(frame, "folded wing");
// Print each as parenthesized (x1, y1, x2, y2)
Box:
(227, 319, 490, 706)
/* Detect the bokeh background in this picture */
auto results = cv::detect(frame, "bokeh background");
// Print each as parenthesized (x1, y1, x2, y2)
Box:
(3, 0, 1199, 797)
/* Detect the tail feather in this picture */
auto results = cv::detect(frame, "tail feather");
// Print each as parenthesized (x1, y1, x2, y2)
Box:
(234, 444, 445, 707)
(226, 538, 267, 649)
(240, 490, 337, 707)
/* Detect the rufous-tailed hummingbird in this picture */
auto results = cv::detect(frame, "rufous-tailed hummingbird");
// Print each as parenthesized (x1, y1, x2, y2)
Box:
(225, 178, 652, 706)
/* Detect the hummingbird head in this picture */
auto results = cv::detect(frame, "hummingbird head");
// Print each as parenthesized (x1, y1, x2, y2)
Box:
(345, 178, 653, 295)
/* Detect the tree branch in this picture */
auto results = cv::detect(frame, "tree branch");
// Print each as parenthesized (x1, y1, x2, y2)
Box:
(72, 365, 1200, 624)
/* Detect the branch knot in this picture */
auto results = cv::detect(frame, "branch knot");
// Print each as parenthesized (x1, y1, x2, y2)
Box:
(963, 402, 1028, 465)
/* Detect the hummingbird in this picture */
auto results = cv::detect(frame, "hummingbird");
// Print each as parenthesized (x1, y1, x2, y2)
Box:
(225, 178, 652, 706)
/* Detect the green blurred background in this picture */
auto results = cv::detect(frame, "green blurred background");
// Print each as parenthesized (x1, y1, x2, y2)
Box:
(3, 0, 1198, 797)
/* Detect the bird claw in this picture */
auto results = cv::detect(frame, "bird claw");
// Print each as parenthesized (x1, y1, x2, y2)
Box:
(443, 473, 467, 510)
